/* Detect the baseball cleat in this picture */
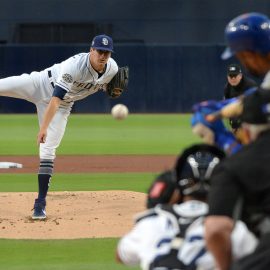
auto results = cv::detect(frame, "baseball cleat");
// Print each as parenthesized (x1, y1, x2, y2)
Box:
(32, 199, 47, 220)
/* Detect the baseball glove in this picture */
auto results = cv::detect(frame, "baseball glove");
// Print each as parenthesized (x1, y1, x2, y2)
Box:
(107, 66, 129, 98)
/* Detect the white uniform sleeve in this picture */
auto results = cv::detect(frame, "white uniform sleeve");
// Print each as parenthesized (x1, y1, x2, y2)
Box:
(178, 217, 258, 270)
(261, 71, 270, 90)
(107, 58, 119, 82)
(179, 218, 216, 270)
(117, 228, 142, 266)
(117, 214, 178, 269)
(55, 57, 78, 92)
(117, 217, 159, 267)
(231, 221, 258, 260)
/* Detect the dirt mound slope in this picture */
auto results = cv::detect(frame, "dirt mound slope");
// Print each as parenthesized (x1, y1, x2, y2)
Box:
(0, 190, 146, 239)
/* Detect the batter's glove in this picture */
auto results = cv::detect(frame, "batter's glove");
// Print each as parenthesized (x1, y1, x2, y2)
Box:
(191, 102, 242, 155)
(107, 66, 129, 98)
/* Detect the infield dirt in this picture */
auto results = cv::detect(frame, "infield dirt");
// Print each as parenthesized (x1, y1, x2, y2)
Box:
(0, 155, 176, 239)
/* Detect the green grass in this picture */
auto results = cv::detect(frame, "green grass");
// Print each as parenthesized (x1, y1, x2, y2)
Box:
(0, 172, 150, 270)
(0, 113, 198, 269)
(0, 173, 154, 193)
(0, 114, 199, 155)
(0, 238, 139, 270)
(0, 172, 152, 269)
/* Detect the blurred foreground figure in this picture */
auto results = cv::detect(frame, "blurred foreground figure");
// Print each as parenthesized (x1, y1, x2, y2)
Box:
(205, 86, 270, 270)
(116, 144, 257, 270)
(191, 100, 243, 155)
(205, 13, 270, 144)
(221, 12, 270, 83)
(205, 14, 270, 269)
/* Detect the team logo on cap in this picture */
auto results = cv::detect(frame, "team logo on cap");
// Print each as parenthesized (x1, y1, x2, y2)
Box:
(62, 73, 73, 83)
(102, 38, 109, 46)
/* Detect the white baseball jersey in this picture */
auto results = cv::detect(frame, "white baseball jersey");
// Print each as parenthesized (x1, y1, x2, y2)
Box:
(261, 70, 270, 90)
(0, 52, 118, 159)
(44, 53, 118, 108)
(117, 200, 258, 270)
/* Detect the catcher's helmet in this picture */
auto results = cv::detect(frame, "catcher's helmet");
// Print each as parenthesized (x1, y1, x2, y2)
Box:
(222, 12, 270, 60)
(175, 144, 225, 200)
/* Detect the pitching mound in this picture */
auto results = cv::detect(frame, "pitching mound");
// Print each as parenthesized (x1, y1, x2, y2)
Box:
(0, 191, 146, 239)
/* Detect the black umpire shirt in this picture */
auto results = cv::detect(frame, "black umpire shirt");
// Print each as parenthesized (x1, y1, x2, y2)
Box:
(224, 76, 257, 129)
(224, 75, 257, 99)
(208, 129, 270, 237)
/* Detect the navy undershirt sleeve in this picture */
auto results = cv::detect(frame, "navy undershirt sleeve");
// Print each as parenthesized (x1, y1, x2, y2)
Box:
(52, 86, 67, 100)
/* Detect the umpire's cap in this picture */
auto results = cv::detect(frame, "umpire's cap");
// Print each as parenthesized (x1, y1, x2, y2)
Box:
(175, 144, 225, 200)
(91, 34, 114, 52)
(222, 12, 270, 60)
(241, 89, 270, 124)
(227, 64, 242, 76)
(146, 170, 179, 209)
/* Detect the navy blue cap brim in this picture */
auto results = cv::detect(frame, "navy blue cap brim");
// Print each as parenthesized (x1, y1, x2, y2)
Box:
(91, 46, 114, 52)
(221, 47, 233, 60)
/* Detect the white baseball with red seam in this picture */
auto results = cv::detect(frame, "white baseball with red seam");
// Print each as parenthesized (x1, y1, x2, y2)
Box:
(111, 104, 129, 120)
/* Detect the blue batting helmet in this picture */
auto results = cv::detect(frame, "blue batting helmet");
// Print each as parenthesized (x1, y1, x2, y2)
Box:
(222, 12, 270, 60)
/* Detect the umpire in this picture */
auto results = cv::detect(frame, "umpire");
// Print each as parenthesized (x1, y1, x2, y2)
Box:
(224, 64, 257, 131)
(205, 89, 270, 270)
(224, 64, 257, 100)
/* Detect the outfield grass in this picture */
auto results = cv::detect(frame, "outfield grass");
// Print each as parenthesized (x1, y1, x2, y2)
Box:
(1, 238, 139, 270)
(0, 173, 154, 193)
(0, 172, 152, 269)
(0, 113, 199, 269)
(0, 114, 199, 155)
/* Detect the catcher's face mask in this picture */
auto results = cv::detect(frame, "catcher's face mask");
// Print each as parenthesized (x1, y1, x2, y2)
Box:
(175, 144, 225, 200)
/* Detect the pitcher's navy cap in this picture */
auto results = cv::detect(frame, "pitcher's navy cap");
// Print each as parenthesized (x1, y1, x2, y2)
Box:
(91, 34, 114, 52)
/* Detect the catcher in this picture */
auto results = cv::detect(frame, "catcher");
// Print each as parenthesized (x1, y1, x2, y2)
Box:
(116, 144, 258, 270)
(0, 34, 129, 220)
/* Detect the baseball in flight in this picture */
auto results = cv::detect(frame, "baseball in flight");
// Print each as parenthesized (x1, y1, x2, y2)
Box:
(111, 104, 129, 120)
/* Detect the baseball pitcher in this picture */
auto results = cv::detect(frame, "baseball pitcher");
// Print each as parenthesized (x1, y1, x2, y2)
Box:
(0, 34, 129, 219)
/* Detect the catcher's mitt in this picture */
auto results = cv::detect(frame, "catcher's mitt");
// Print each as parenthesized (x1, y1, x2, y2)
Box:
(107, 66, 129, 98)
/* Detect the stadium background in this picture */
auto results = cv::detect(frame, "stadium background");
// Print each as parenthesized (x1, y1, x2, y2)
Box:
(0, 1, 269, 270)
(0, 0, 269, 113)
